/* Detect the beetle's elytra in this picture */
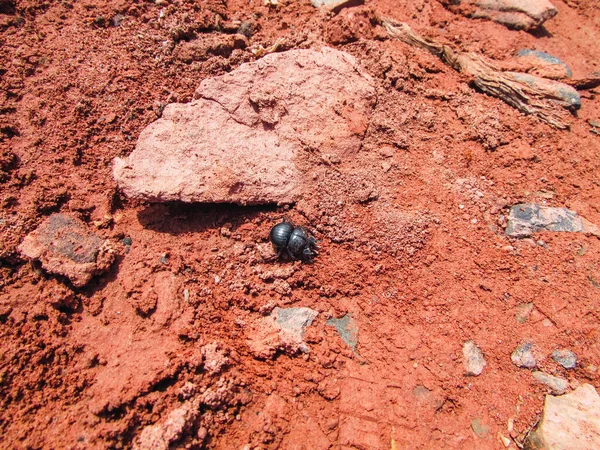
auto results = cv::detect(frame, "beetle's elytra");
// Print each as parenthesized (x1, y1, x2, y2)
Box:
(269, 218, 318, 262)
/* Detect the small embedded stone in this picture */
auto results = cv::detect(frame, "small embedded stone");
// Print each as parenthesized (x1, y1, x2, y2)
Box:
(311, 0, 364, 12)
(516, 302, 534, 324)
(552, 349, 577, 369)
(516, 49, 572, 80)
(247, 307, 318, 359)
(462, 340, 486, 376)
(470, 0, 557, 30)
(505, 204, 600, 238)
(471, 417, 490, 439)
(18, 213, 115, 287)
(511, 342, 537, 369)
(533, 371, 569, 395)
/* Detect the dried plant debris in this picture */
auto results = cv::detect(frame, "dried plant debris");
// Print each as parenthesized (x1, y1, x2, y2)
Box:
(381, 18, 580, 129)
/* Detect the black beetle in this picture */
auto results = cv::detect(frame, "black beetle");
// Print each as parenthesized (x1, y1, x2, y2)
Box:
(269, 218, 318, 262)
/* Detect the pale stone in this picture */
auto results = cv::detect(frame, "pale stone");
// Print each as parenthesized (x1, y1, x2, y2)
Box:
(526, 384, 600, 450)
(472, 0, 557, 30)
(511, 342, 537, 369)
(533, 371, 569, 395)
(247, 307, 318, 358)
(463, 340, 487, 376)
(113, 48, 376, 205)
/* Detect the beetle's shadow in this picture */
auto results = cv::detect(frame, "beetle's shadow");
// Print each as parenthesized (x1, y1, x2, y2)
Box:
(136, 202, 279, 235)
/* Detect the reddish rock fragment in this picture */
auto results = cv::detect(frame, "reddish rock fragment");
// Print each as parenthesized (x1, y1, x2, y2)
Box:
(134, 400, 200, 450)
(18, 213, 115, 287)
(247, 307, 318, 359)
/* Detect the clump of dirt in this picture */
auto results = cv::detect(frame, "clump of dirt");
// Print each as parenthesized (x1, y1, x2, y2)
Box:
(2, 0, 600, 449)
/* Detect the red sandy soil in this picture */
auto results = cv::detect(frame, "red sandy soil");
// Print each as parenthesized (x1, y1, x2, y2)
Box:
(1, 0, 600, 448)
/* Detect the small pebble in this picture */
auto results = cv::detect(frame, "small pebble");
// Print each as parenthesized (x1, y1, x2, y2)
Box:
(588, 119, 600, 128)
(379, 146, 395, 158)
(463, 340, 487, 376)
(122, 237, 133, 254)
(499, 433, 512, 447)
(238, 22, 254, 38)
(515, 303, 534, 324)
(552, 349, 577, 369)
(511, 342, 537, 369)
(507, 417, 514, 434)
(111, 14, 126, 27)
(532, 371, 569, 395)
(471, 418, 490, 439)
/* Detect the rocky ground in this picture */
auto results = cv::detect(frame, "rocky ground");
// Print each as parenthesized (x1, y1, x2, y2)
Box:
(2, 0, 600, 448)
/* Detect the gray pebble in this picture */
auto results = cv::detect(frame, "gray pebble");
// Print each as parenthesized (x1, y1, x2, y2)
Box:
(237, 22, 254, 38)
(552, 349, 577, 369)
(517, 49, 572, 77)
(327, 314, 359, 353)
(533, 371, 569, 395)
(505, 204, 592, 238)
(311, 0, 363, 11)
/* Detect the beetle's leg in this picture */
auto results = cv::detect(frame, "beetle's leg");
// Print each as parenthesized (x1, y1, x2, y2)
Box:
(286, 248, 295, 261)
(307, 237, 318, 255)
(302, 248, 315, 262)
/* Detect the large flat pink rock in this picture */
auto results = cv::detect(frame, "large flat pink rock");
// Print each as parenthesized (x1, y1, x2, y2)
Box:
(113, 47, 376, 205)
